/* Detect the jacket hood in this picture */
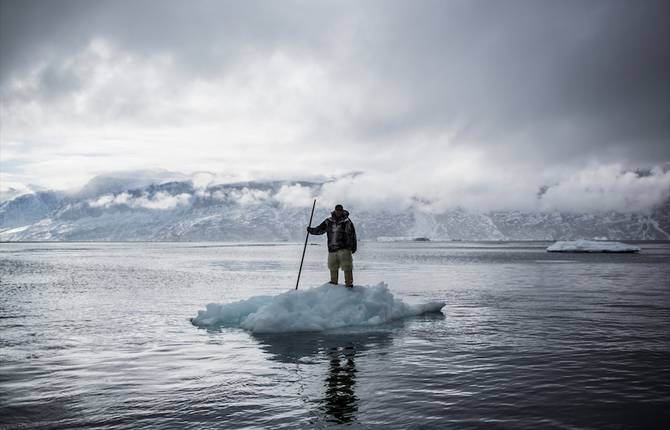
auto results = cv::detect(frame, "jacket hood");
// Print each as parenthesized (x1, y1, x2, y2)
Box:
(330, 209, 350, 221)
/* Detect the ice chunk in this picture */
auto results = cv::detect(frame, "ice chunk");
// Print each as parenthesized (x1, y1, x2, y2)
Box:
(547, 240, 640, 253)
(191, 282, 446, 333)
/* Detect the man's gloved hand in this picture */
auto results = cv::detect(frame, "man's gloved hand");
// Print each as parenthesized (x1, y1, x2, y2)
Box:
(306, 227, 311, 233)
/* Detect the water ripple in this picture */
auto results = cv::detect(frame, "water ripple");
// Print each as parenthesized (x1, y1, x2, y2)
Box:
(1, 241, 669, 429)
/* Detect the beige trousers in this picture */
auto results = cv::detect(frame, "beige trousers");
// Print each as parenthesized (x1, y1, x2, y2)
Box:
(327, 249, 354, 286)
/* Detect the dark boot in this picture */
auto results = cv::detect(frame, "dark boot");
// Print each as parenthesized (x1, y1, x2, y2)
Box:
(329, 269, 339, 285)
(344, 270, 353, 288)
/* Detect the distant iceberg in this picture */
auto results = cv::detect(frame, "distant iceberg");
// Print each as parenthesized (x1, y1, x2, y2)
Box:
(547, 240, 640, 253)
(191, 283, 446, 333)
(376, 236, 431, 242)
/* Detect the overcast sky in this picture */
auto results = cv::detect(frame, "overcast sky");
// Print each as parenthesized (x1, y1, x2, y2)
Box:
(1, 0, 669, 212)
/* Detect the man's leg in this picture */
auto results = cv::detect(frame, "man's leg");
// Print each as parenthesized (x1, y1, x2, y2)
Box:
(340, 250, 354, 288)
(330, 269, 339, 284)
(344, 269, 353, 287)
(327, 252, 339, 285)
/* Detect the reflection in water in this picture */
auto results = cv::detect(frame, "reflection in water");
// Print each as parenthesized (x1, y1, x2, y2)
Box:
(324, 343, 358, 423)
(253, 329, 396, 425)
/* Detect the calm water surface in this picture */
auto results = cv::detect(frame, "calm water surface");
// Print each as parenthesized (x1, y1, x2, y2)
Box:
(1, 241, 669, 429)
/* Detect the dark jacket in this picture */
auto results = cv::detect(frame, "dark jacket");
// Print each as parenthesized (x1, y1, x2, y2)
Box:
(308, 210, 357, 253)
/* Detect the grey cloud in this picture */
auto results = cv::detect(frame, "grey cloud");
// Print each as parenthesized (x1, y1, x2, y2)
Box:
(1, 0, 668, 210)
(345, 0, 670, 164)
(3, 0, 668, 155)
(1, 0, 340, 80)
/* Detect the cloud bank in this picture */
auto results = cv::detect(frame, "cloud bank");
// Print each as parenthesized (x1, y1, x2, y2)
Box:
(89, 191, 191, 210)
(1, 0, 668, 213)
(77, 164, 670, 215)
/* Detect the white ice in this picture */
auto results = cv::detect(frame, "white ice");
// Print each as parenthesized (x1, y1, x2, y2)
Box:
(547, 240, 640, 253)
(191, 282, 446, 333)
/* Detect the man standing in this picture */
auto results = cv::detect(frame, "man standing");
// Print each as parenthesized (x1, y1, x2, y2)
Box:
(307, 204, 357, 288)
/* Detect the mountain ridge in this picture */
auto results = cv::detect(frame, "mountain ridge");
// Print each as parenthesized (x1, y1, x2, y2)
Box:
(1, 177, 668, 241)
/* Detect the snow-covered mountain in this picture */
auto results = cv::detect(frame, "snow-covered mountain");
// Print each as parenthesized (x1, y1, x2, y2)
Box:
(1, 175, 668, 241)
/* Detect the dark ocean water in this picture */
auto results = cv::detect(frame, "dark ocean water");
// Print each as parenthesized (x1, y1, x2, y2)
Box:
(1, 241, 669, 429)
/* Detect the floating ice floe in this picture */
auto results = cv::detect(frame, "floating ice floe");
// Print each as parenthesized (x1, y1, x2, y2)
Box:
(547, 240, 640, 253)
(376, 236, 431, 242)
(191, 282, 446, 333)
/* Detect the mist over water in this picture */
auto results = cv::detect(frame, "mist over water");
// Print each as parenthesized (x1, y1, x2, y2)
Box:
(1, 241, 669, 429)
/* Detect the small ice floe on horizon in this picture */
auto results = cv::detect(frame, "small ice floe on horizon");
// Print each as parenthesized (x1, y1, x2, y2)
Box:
(547, 240, 640, 253)
(191, 282, 446, 333)
(376, 236, 431, 242)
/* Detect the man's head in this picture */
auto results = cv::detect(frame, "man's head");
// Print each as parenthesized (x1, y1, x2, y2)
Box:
(334, 204, 344, 217)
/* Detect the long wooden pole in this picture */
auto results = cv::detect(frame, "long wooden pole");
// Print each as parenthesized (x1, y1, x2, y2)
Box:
(296, 199, 317, 290)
